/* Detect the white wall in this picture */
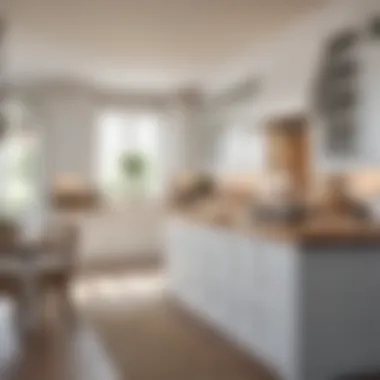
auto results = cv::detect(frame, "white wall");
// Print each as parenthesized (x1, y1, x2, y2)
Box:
(17, 86, 95, 191)
(228, 0, 362, 120)
(208, 0, 380, 173)
(270, 0, 380, 171)
(17, 0, 380, 192)
(213, 123, 266, 175)
(42, 94, 95, 186)
(13, 0, 380, 233)
(198, 1, 362, 175)
(358, 24, 380, 168)
(246, 0, 361, 175)
(18, 84, 171, 188)
(13, 84, 171, 257)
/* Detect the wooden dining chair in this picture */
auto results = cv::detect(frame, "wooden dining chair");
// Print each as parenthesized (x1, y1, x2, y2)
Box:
(0, 219, 19, 254)
(39, 222, 79, 324)
(0, 220, 28, 330)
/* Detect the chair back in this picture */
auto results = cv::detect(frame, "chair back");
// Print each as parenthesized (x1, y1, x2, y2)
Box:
(0, 219, 19, 255)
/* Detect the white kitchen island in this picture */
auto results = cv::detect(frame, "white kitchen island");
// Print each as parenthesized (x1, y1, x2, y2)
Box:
(165, 214, 380, 380)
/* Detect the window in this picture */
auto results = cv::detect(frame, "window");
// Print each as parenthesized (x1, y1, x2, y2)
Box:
(0, 132, 38, 217)
(96, 111, 160, 201)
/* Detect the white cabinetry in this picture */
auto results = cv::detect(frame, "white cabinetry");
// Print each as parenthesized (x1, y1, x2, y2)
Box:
(165, 217, 380, 380)
(165, 218, 298, 380)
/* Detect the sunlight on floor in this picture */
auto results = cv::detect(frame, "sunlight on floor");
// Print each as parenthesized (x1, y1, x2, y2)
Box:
(72, 271, 166, 303)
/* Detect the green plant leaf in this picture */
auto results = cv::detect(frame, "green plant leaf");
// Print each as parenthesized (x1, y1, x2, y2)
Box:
(120, 152, 146, 179)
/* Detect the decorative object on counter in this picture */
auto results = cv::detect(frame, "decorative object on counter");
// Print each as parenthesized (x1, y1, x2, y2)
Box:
(198, 199, 235, 226)
(252, 201, 308, 226)
(320, 174, 370, 220)
(262, 170, 293, 201)
(191, 173, 217, 199)
(217, 175, 259, 214)
(171, 173, 218, 207)
(252, 164, 310, 225)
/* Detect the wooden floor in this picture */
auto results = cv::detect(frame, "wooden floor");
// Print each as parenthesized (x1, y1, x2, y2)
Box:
(0, 268, 274, 380)
(0, 297, 119, 380)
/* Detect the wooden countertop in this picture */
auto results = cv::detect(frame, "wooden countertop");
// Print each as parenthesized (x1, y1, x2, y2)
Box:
(172, 209, 380, 244)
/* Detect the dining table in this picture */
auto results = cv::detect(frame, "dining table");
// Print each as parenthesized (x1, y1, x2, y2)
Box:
(0, 245, 71, 333)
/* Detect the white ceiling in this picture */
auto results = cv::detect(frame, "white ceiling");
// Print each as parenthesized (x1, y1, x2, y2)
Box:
(1, 0, 325, 92)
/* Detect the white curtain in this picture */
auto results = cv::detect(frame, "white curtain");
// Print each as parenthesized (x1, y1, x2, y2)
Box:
(0, 100, 40, 221)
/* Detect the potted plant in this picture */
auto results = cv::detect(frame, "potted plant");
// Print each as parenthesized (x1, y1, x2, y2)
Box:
(119, 152, 148, 197)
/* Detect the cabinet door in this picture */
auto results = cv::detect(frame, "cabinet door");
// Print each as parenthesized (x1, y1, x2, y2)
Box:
(165, 220, 188, 294)
(217, 231, 247, 334)
(267, 118, 310, 197)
